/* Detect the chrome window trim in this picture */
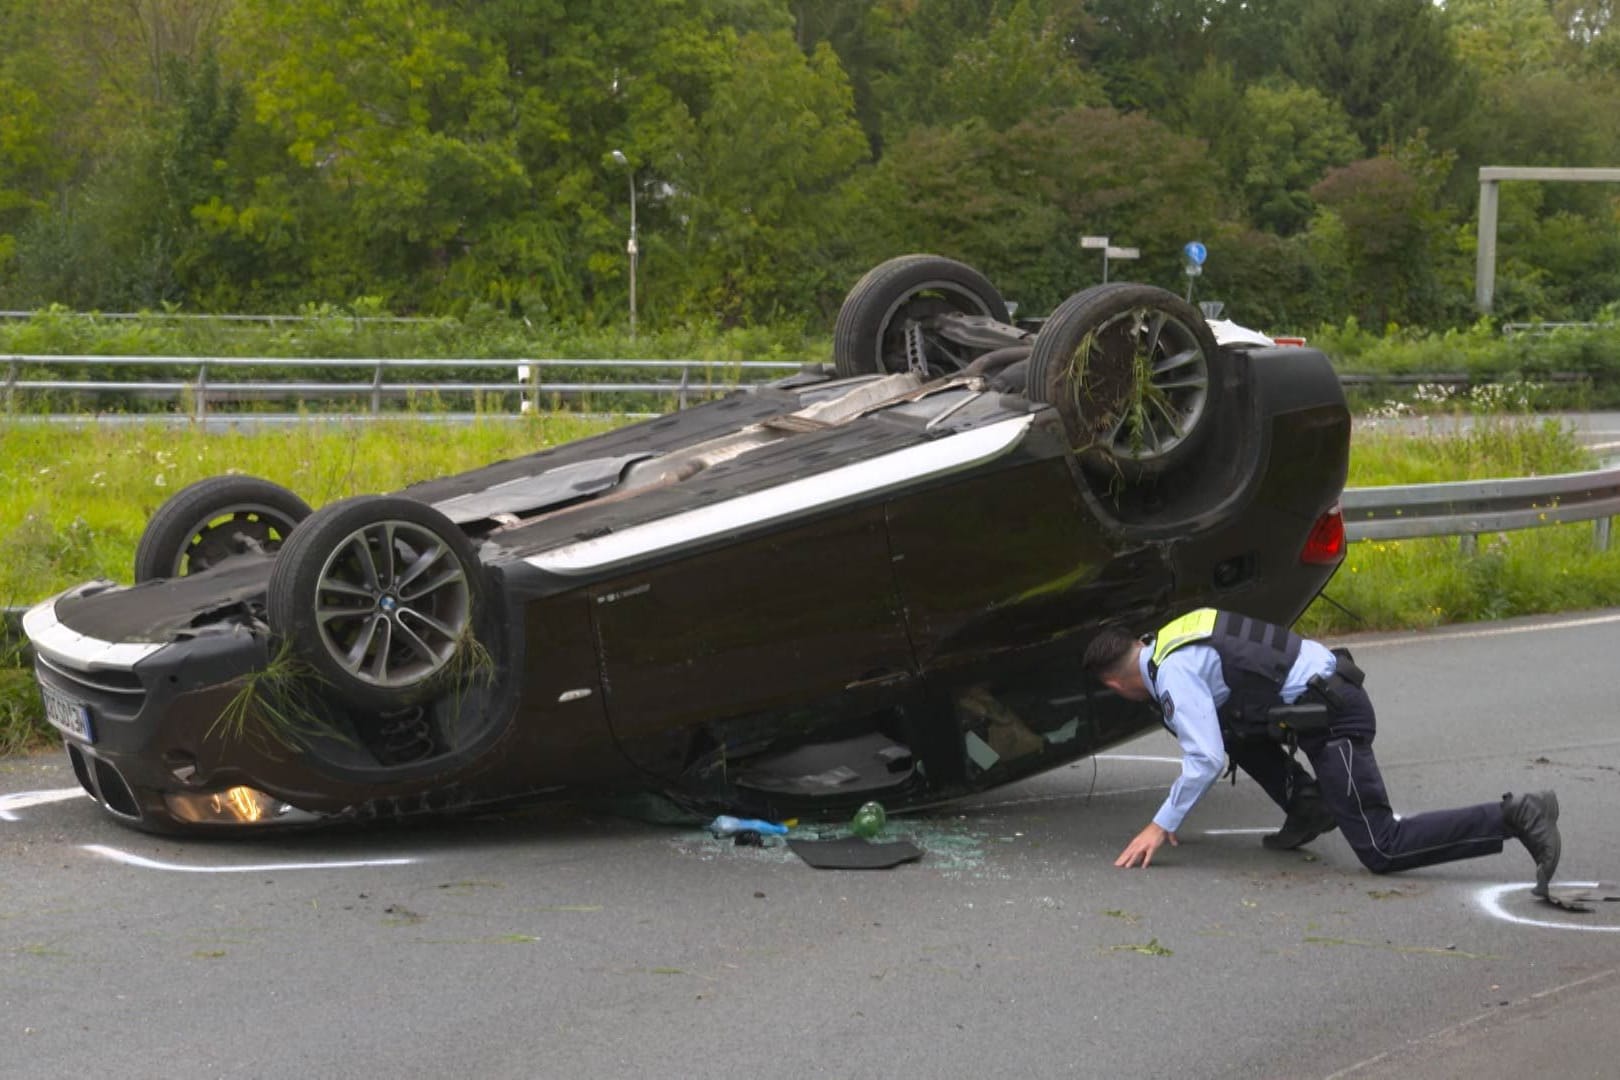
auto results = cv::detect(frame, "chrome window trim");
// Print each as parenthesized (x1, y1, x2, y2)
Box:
(526, 415, 1033, 576)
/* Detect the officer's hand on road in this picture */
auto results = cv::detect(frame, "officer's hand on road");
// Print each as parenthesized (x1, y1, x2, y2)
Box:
(1115, 822, 1177, 868)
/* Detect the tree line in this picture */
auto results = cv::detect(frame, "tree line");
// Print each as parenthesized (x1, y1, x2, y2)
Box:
(3, 0, 1620, 333)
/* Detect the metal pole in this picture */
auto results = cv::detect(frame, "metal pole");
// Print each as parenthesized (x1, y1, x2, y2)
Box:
(1476, 178, 1500, 314)
(1102, 250, 1110, 284)
(628, 172, 638, 339)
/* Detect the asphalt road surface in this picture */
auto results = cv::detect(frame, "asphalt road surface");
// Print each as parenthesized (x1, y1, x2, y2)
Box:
(4, 611, 1619, 1079)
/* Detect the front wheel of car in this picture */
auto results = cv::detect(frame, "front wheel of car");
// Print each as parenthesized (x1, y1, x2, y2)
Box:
(1025, 283, 1223, 480)
(266, 495, 489, 714)
(832, 254, 1011, 379)
(134, 475, 312, 582)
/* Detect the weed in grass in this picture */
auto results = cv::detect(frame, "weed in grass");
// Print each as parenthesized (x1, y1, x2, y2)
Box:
(0, 661, 47, 754)
(1109, 938, 1173, 957)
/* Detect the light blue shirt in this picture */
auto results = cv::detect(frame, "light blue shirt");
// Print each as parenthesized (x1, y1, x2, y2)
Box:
(1138, 638, 1335, 833)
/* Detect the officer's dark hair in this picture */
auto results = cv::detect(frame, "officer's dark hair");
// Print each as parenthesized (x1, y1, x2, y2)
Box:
(1083, 625, 1141, 678)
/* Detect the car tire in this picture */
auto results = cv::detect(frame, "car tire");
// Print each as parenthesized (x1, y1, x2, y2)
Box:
(833, 254, 1010, 379)
(266, 495, 489, 714)
(133, 475, 312, 582)
(1025, 283, 1223, 479)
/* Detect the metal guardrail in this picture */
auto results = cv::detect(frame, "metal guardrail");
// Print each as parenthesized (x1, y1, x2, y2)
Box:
(1336, 371, 1591, 387)
(5, 354, 1612, 420)
(1342, 465, 1620, 552)
(1501, 322, 1605, 336)
(0, 310, 443, 325)
(1, 354, 809, 417)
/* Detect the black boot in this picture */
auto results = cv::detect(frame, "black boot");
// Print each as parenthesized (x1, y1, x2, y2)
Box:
(1502, 790, 1561, 898)
(1263, 785, 1339, 851)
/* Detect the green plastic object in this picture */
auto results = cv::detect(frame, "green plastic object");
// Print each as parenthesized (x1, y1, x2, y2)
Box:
(850, 801, 886, 838)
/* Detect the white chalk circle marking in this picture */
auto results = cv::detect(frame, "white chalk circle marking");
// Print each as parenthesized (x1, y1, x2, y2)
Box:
(1476, 881, 1620, 932)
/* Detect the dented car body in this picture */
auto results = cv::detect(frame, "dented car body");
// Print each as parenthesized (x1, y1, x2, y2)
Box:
(23, 268, 1351, 833)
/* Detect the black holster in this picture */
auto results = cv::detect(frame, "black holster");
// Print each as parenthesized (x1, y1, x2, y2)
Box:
(1266, 702, 1331, 743)
(1330, 646, 1365, 687)
(1305, 650, 1364, 712)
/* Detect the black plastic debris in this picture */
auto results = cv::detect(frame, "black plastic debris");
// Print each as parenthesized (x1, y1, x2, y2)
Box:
(1540, 883, 1620, 914)
(788, 836, 923, 870)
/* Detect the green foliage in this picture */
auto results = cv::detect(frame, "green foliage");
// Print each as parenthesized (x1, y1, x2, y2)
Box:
(1445, 0, 1569, 77)
(660, 30, 871, 324)
(926, 0, 1104, 131)
(1309, 142, 1457, 328)
(1070, 0, 1223, 116)
(5, 0, 1620, 328)
(0, 635, 44, 756)
(852, 106, 1225, 313)
(1309, 318, 1620, 408)
(1284, 0, 1473, 156)
(0, 74, 58, 265)
(1231, 81, 1362, 237)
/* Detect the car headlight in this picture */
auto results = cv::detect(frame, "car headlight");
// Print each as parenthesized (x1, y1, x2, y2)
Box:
(163, 786, 315, 826)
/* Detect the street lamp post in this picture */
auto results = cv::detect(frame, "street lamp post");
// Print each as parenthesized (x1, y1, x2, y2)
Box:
(610, 149, 638, 338)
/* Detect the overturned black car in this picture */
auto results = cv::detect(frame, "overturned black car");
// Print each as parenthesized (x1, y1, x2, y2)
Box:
(24, 256, 1351, 833)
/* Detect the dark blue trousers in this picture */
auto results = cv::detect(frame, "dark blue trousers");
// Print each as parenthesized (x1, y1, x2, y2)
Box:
(1226, 737, 1314, 811)
(1292, 681, 1506, 873)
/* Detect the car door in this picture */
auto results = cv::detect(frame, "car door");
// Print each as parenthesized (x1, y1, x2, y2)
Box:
(884, 453, 1173, 785)
(589, 505, 916, 778)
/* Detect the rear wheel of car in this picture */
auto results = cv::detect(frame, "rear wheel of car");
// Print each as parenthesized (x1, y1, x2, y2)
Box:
(133, 476, 312, 582)
(266, 495, 488, 714)
(1025, 283, 1223, 479)
(833, 254, 1011, 379)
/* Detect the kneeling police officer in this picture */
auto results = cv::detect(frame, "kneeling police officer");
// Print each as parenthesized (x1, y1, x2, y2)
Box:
(1082, 609, 1562, 895)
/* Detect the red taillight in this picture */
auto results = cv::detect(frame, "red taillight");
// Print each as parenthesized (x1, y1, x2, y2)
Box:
(1274, 335, 1307, 347)
(1301, 504, 1346, 564)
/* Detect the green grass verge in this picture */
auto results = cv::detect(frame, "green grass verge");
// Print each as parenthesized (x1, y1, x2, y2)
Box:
(1298, 415, 1616, 636)
(0, 412, 625, 606)
(3, 412, 1616, 753)
(0, 413, 626, 752)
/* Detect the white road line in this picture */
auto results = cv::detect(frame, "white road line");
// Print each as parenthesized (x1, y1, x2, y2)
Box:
(969, 755, 1182, 810)
(974, 784, 1176, 811)
(0, 787, 87, 821)
(1475, 881, 1619, 932)
(82, 844, 419, 874)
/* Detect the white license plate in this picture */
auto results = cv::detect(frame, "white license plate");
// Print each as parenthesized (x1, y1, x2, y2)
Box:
(40, 684, 95, 743)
